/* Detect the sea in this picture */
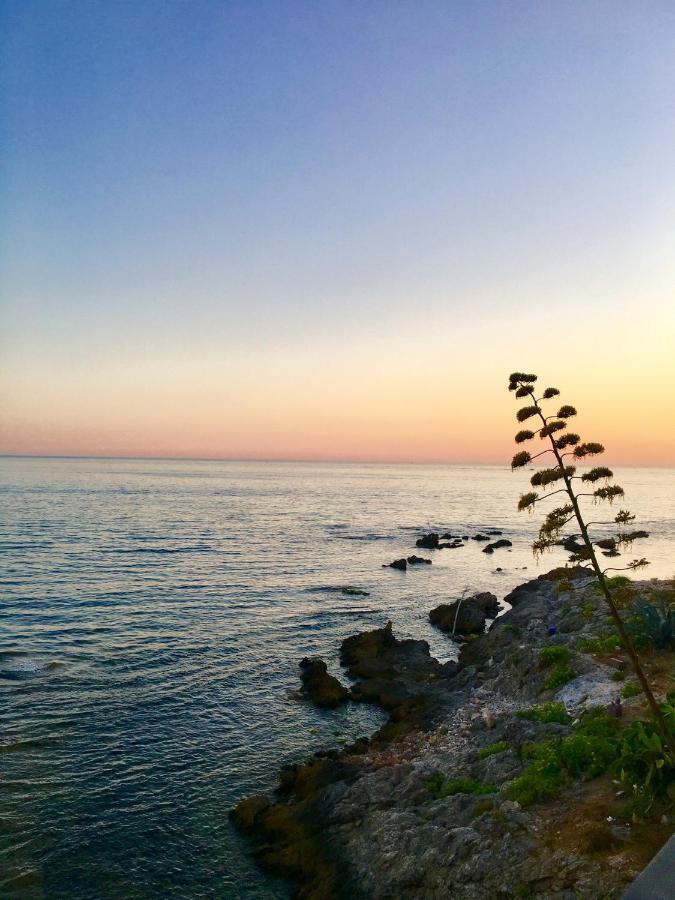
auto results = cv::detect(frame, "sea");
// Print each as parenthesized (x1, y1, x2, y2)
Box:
(2, 457, 674, 898)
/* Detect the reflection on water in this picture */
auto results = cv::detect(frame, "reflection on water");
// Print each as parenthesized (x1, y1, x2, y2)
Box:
(2, 458, 674, 897)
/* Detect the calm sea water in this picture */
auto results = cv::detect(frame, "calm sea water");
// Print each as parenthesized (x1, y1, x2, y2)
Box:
(2, 458, 674, 898)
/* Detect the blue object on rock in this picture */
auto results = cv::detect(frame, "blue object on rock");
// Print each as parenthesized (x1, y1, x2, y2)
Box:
(548, 625, 557, 636)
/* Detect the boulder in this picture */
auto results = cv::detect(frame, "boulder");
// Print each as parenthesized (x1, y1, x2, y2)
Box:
(482, 539, 513, 554)
(471, 534, 491, 541)
(383, 558, 407, 571)
(407, 555, 431, 565)
(416, 533, 440, 549)
(429, 599, 486, 635)
(299, 657, 349, 708)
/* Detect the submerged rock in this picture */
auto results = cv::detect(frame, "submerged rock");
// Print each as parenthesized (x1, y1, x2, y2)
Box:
(561, 534, 587, 554)
(406, 554, 431, 565)
(415, 532, 440, 549)
(299, 657, 349, 708)
(596, 538, 617, 551)
(383, 557, 407, 570)
(482, 539, 513, 554)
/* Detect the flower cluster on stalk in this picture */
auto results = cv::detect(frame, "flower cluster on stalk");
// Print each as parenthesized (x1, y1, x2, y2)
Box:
(507, 372, 649, 573)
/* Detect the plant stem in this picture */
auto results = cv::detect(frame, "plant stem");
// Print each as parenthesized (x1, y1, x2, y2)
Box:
(528, 390, 675, 757)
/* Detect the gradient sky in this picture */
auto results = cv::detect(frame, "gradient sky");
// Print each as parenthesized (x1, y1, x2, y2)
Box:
(1, 1, 674, 464)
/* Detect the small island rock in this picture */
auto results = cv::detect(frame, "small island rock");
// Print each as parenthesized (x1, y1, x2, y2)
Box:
(299, 657, 349, 708)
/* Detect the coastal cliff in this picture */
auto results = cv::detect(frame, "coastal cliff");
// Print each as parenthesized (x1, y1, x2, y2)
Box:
(233, 570, 674, 899)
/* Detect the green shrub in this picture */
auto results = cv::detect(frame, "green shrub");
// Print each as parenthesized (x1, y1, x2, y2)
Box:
(580, 634, 622, 654)
(575, 708, 622, 740)
(558, 732, 618, 778)
(539, 645, 571, 666)
(478, 740, 509, 759)
(581, 602, 596, 619)
(611, 670, 626, 681)
(544, 664, 576, 691)
(506, 703, 674, 817)
(621, 682, 643, 699)
(427, 775, 496, 799)
(504, 742, 567, 806)
(517, 702, 570, 724)
(502, 623, 521, 636)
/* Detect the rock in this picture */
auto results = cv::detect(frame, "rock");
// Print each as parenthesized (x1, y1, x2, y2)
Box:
(383, 558, 407, 570)
(471, 592, 500, 616)
(596, 538, 617, 551)
(482, 709, 496, 728)
(471, 534, 491, 541)
(415, 532, 440, 549)
(561, 534, 586, 554)
(229, 794, 271, 830)
(482, 539, 513, 554)
(554, 672, 619, 713)
(299, 657, 349, 708)
(486, 529, 503, 535)
(440, 532, 459, 540)
(602, 549, 621, 557)
(406, 555, 431, 565)
(438, 541, 464, 549)
(430, 599, 486, 635)
(340, 621, 459, 741)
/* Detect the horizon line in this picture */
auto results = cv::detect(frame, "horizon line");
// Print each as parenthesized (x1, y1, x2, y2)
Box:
(1, 453, 673, 469)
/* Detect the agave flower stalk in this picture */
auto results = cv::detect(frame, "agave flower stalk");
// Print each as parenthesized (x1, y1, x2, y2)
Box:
(507, 372, 675, 757)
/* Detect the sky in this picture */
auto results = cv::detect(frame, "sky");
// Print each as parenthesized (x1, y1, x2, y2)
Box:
(1, 1, 674, 465)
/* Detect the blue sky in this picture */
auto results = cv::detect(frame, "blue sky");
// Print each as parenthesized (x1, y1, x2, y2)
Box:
(2, 1, 675, 461)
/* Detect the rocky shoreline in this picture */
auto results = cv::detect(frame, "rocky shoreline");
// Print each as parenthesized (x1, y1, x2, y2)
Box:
(232, 568, 673, 899)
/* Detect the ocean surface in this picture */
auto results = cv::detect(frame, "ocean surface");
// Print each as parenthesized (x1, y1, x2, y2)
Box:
(2, 458, 674, 898)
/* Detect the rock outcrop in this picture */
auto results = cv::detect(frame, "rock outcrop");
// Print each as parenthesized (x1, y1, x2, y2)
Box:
(299, 657, 349, 708)
(233, 571, 664, 899)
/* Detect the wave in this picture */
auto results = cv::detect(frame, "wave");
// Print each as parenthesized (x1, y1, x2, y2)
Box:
(110, 546, 214, 555)
(305, 586, 370, 597)
(0, 654, 60, 679)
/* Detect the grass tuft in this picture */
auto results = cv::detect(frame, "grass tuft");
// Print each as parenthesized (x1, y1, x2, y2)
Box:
(478, 740, 509, 759)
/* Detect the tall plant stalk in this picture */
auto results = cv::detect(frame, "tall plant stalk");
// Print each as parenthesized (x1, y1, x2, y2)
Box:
(507, 372, 675, 757)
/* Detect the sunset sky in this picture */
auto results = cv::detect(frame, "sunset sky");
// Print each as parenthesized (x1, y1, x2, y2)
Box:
(2, 1, 674, 465)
